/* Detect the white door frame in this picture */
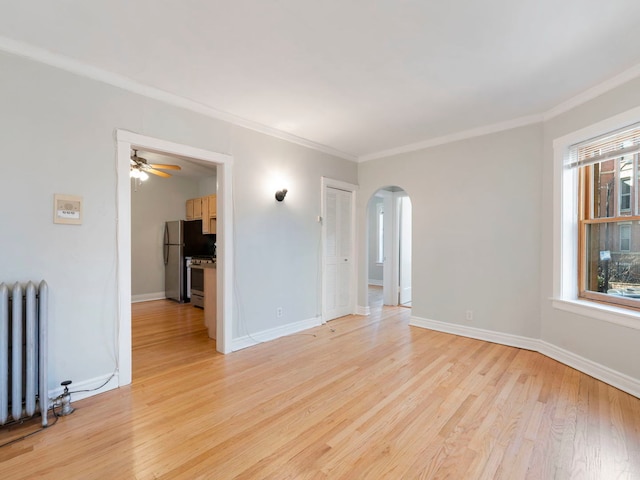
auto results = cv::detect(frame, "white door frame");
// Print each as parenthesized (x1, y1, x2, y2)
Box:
(115, 130, 234, 387)
(381, 190, 398, 306)
(321, 177, 358, 322)
(398, 195, 412, 305)
(381, 190, 411, 306)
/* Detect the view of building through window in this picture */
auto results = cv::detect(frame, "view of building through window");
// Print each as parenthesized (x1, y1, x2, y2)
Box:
(579, 128, 640, 304)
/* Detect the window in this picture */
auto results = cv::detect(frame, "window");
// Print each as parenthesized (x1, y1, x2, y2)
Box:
(572, 122, 640, 308)
(620, 223, 631, 252)
(376, 202, 384, 264)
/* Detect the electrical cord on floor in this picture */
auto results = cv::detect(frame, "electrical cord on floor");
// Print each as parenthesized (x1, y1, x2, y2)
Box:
(0, 404, 60, 449)
(68, 370, 117, 396)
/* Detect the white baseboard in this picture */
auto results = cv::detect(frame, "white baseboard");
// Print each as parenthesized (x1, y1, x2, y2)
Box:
(409, 316, 540, 351)
(356, 305, 371, 316)
(368, 279, 383, 286)
(131, 292, 166, 303)
(48, 371, 119, 403)
(232, 316, 323, 351)
(410, 315, 640, 399)
(538, 341, 640, 399)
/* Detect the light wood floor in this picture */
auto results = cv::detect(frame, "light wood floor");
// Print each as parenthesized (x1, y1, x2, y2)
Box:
(2, 299, 640, 479)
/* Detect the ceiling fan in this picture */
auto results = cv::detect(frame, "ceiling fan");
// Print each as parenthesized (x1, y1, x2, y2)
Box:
(130, 150, 182, 180)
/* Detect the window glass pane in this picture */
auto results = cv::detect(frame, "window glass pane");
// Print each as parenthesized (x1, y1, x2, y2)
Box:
(591, 160, 615, 219)
(589, 156, 639, 218)
(619, 157, 633, 214)
(585, 222, 640, 299)
(620, 224, 631, 251)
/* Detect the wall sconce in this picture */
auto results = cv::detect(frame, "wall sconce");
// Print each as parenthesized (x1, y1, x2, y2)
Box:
(275, 189, 288, 202)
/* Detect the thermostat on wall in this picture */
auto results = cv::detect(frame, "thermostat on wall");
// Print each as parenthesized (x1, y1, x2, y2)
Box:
(54, 194, 83, 225)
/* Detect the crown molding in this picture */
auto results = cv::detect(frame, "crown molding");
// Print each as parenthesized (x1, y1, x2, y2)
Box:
(359, 62, 640, 162)
(358, 114, 543, 162)
(0, 36, 357, 162)
(3, 35, 640, 164)
(543, 62, 640, 121)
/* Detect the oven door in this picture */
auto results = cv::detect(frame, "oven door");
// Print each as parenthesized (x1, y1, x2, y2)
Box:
(190, 265, 205, 308)
(185, 257, 192, 300)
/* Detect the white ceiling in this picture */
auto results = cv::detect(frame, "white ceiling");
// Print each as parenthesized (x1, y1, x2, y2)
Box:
(2, 1, 640, 160)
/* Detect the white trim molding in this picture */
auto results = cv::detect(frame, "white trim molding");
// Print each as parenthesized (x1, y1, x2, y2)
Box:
(552, 105, 640, 320)
(409, 316, 540, 351)
(115, 130, 234, 390)
(232, 316, 322, 351)
(538, 341, 640, 400)
(356, 305, 371, 316)
(359, 114, 542, 162)
(544, 62, 640, 121)
(49, 372, 119, 404)
(0, 36, 356, 162)
(410, 315, 640, 399)
(131, 292, 166, 303)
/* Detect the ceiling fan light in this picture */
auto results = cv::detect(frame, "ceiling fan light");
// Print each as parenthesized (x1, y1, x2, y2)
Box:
(130, 168, 140, 179)
(139, 171, 149, 181)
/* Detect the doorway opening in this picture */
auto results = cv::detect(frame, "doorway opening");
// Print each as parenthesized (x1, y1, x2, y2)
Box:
(366, 186, 412, 310)
(115, 130, 233, 388)
(129, 149, 219, 380)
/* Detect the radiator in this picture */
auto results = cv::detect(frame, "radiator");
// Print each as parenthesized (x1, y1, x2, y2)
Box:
(0, 281, 48, 427)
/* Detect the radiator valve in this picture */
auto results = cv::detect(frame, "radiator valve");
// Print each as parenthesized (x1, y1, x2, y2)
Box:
(59, 380, 75, 416)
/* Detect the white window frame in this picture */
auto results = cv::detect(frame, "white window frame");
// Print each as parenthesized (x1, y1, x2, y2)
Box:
(553, 106, 640, 330)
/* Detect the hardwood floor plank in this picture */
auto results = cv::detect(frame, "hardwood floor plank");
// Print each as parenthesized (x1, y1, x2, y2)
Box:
(1, 298, 640, 479)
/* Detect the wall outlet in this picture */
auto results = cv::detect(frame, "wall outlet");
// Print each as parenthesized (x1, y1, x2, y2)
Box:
(465, 310, 473, 321)
(276, 307, 283, 318)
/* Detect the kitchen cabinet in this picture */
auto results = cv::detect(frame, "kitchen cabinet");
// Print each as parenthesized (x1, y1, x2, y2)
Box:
(202, 194, 217, 234)
(186, 199, 195, 220)
(208, 194, 217, 216)
(186, 195, 217, 234)
(186, 197, 202, 220)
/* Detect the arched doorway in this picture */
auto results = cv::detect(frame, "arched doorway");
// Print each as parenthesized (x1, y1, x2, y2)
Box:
(366, 186, 412, 310)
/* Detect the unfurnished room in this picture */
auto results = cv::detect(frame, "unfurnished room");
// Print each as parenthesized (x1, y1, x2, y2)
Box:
(1, 1, 640, 478)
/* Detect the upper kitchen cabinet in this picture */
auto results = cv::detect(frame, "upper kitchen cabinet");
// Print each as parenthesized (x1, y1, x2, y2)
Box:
(187, 194, 216, 233)
(186, 198, 195, 220)
(186, 197, 203, 220)
(202, 194, 217, 234)
(208, 194, 217, 217)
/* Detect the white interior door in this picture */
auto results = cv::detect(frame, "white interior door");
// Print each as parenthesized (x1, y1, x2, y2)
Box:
(399, 196, 412, 305)
(323, 186, 354, 321)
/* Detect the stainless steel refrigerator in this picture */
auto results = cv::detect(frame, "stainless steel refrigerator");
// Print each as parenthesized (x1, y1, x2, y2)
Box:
(164, 220, 214, 302)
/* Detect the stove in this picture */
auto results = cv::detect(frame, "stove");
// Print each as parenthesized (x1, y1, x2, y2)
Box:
(189, 256, 215, 309)
(190, 255, 216, 265)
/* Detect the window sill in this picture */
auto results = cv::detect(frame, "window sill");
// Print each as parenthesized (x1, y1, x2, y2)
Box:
(552, 297, 640, 331)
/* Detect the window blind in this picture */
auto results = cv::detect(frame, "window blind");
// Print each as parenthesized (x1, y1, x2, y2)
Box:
(567, 121, 640, 168)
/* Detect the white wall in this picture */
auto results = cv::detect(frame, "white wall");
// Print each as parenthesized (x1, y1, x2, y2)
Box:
(358, 125, 543, 339)
(358, 76, 640, 392)
(0, 51, 357, 394)
(540, 76, 640, 381)
(130, 175, 200, 298)
(198, 174, 217, 196)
